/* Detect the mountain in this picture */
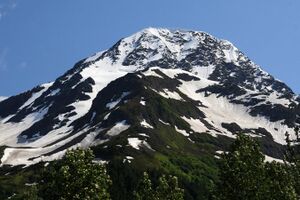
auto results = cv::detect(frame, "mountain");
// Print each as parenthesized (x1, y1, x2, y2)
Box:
(0, 96, 7, 102)
(0, 28, 299, 169)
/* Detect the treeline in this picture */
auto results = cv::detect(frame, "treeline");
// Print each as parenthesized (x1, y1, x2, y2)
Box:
(10, 128, 300, 200)
(17, 148, 184, 200)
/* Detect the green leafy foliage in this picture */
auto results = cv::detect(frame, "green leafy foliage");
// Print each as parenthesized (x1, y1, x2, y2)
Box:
(215, 134, 266, 200)
(215, 134, 297, 200)
(155, 152, 218, 200)
(264, 162, 297, 200)
(0, 164, 42, 200)
(17, 184, 41, 200)
(284, 127, 300, 198)
(133, 172, 156, 200)
(156, 174, 184, 200)
(38, 148, 112, 200)
(107, 158, 141, 200)
(133, 172, 184, 200)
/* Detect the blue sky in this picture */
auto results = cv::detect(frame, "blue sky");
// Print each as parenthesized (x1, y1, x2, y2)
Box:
(0, 0, 299, 96)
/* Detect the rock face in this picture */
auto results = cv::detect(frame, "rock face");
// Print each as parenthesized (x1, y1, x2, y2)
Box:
(0, 27, 299, 166)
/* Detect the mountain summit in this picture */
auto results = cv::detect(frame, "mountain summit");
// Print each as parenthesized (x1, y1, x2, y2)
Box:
(0, 28, 299, 166)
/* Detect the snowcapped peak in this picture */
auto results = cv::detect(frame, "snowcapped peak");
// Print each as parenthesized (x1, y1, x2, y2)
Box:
(0, 27, 298, 167)
(80, 27, 293, 95)
(105, 27, 248, 66)
(137, 27, 206, 46)
(84, 27, 247, 69)
(103, 28, 212, 66)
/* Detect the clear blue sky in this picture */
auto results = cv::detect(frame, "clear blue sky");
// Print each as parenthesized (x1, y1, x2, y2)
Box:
(0, 0, 299, 96)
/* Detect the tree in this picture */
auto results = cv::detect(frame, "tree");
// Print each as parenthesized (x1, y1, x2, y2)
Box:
(133, 172, 156, 200)
(16, 185, 41, 200)
(264, 162, 297, 200)
(215, 134, 266, 200)
(285, 127, 300, 198)
(215, 134, 297, 200)
(133, 172, 184, 200)
(107, 158, 141, 200)
(39, 148, 111, 200)
(156, 174, 184, 200)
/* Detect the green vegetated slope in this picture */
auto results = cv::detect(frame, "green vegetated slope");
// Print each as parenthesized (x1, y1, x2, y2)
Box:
(0, 72, 290, 199)
(91, 74, 225, 199)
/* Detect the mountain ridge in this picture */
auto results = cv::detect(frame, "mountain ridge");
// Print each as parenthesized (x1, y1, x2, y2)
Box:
(0, 27, 299, 167)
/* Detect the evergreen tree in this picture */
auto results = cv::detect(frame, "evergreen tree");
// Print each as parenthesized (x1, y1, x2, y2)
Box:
(39, 148, 111, 200)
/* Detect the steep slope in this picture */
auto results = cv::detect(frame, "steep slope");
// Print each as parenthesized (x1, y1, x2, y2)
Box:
(0, 97, 7, 102)
(0, 28, 299, 167)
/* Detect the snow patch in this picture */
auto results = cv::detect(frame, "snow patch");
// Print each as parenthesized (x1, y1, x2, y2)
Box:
(90, 112, 96, 122)
(128, 138, 143, 150)
(195, 92, 293, 144)
(191, 65, 215, 79)
(79, 128, 104, 148)
(159, 119, 170, 126)
(46, 88, 60, 97)
(216, 150, 224, 155)
(158, 89, 184, 101)
(141, 119, 154, 129)
(106, 120, 130, 137)
(140, 97, 146, 106)
(127, 137, 153, 151)
(123, 156, 134, 163)
(181, 116, 210, 135)
(220, 40, 240, 65)
(126, 156, 134, 160)
(103, 112, 111, 120)
(143, 68, 164, 78)
(139, 133, 149, 137)
(106, 91, 131, 109)
(0, 106, 50, 146)
(175, 126, 189, 136)
(264, 155, 284, 163)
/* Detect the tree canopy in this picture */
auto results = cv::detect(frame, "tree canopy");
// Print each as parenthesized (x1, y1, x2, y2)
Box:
(39, 148, 112, 200)
(133, 172, 184, 200)
(215, 134, 297, 200)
